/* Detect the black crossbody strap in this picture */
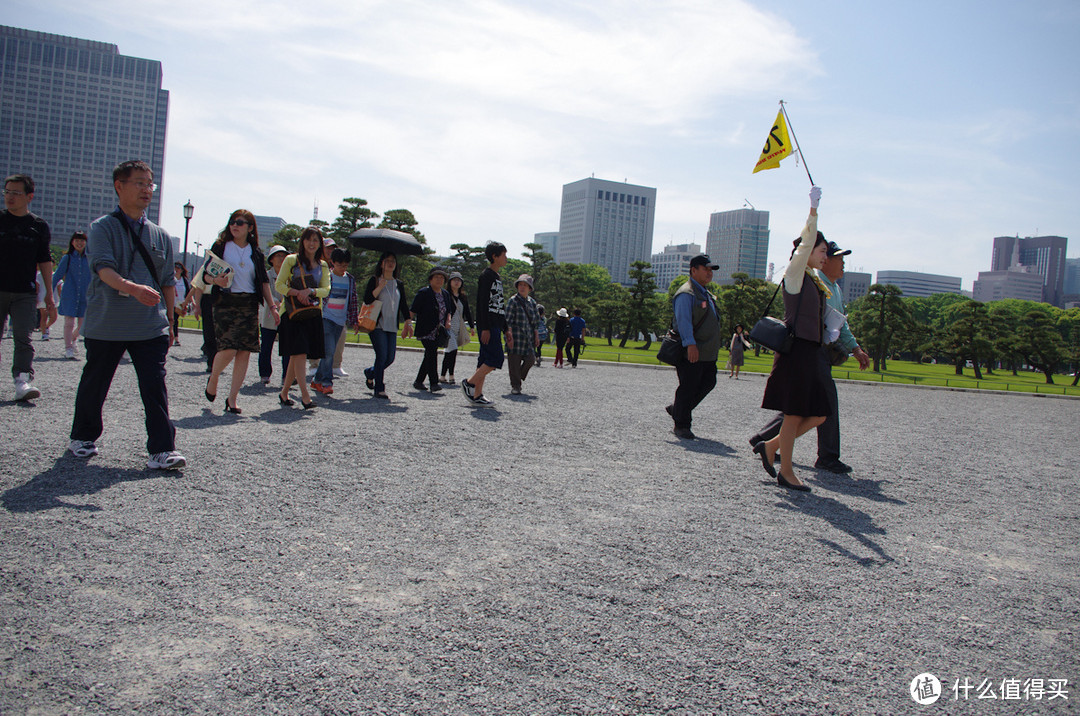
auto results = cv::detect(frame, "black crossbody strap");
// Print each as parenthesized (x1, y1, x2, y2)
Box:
(111, 210, 162, 292)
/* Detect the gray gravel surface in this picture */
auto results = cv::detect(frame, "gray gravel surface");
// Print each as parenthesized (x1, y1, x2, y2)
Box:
(1, 332, 1077, 714)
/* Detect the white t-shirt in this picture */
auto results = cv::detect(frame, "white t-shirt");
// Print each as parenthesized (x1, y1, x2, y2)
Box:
(223, 242, 256, 293)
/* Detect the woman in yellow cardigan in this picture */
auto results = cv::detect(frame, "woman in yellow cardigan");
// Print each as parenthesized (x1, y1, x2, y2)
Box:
(276, 227, 331, 409)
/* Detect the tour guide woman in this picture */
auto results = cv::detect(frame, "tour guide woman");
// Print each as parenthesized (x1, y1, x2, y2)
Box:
(754, 186, 831, 492)
(192, 210, 278, 415)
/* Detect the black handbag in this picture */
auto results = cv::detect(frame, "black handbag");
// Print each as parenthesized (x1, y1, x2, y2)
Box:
(435, 325, 450, 349)
(657, 288, 711, 365)
(748, 280, 800, 354)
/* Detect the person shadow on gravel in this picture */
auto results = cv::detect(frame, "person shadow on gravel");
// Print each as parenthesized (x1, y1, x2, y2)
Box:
(2, 460, 171, 513)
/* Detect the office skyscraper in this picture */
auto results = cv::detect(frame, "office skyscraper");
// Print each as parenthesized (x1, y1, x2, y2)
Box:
(533, 231, 559, 263)
(651, 243, 701, 293)
(0, 25, 170, 243)
(705, 208, 770, 284)
(876, 270, 962, 298)
(557, 177, 656, 285)
(990, 235, 1068, 307)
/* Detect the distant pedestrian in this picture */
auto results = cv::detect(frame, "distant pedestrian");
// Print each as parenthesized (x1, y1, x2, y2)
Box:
(1, 172, 55, 401)
(728, 324, 751, 379)
(461, 241, 509, 407)
(171, 262, 190, 346)
(410, 266, 455, 392)
(534, 305, 548, 366)
(68, 159, 185, 469)
(192, 210, 278, 415)
(440, 271, 474, 385)
(568, 308, 587, 367)
(752, 186, 830, 492)
(52, 231, 91, 360)
(258, 245, 288, 386)
(362, 252, 411, 399)
(664, 255, 721, 440)
(553, 307, 570, 368)
(505, 274, 540, 395)
(276, 227, 329, 410)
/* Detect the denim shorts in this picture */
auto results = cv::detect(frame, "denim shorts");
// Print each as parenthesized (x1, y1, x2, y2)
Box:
(477, 330, 504, 370)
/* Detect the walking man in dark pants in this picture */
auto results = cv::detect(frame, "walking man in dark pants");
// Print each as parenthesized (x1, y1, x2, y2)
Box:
(749, 240, 870, 471)
(665, 255, 721, 440)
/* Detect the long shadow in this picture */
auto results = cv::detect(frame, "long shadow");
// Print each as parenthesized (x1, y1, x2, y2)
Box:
(776, 491, 893, 566)
(306, 397, 409, 416)
(673, 437, 737, 457)
(813, 471, 906, 506)
(2, 457, 177, 513)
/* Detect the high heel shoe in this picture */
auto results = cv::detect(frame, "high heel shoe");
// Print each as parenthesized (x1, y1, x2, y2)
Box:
(278, 394, 294, 407)
(205, 378, 216, 403)
(302, 400, 316, 410)
(224, 399, 241, 415)
(777, 472, 811, 492)
(753, 442, 776, 478)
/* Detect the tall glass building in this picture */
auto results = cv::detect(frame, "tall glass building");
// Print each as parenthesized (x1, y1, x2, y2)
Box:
(705, 208, 770, 285)
(0, 25, 169, 244)
(557, 177, 656, 286)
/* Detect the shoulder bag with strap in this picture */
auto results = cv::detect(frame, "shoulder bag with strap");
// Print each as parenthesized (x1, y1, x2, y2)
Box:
(286, 259, 321, 322)
(657, 285, 711, 365)
(111, 209, 163, 295)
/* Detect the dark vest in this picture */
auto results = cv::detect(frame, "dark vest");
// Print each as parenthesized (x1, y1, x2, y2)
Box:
(783, 272, 824, 343)
(674, 279, 721, 362)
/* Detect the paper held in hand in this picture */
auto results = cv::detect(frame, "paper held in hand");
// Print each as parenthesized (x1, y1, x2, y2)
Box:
(200, 251, 234, 288)
(823, 303, 846, 344)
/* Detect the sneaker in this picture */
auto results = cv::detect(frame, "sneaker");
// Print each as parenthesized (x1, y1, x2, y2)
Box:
(64, 347, 76, 360)
(471, 395, 495, 408)
(148, 451, 186, 470)
(333, 367, 348, 378)
(68, 440, 98, 457)
(14, 373, 40, 401)
(461, 379, 475, 399)
(510, 387, 522, 395)
(41, 331, 50, 341)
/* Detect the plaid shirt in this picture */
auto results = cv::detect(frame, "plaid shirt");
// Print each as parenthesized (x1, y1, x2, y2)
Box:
(505, 292, 539, 355)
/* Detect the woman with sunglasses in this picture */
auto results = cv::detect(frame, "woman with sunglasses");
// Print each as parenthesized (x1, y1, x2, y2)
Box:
(192, 210, 278, 414)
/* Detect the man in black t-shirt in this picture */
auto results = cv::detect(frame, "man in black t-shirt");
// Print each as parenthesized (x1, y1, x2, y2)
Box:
(0, 174, 54, 401)
(461, 242, 510, 407)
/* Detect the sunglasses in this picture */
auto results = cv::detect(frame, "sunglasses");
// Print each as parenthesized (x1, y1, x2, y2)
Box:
(230, 218, 251, 227)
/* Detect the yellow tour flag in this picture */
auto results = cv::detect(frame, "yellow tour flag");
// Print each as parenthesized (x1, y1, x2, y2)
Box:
(753, 109, 793, 173)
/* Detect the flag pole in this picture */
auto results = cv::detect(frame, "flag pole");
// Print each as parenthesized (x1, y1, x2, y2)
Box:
(779, 100, 815, 186)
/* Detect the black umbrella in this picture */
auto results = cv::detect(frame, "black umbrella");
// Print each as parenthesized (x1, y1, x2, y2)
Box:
(347, 228, 425, 256)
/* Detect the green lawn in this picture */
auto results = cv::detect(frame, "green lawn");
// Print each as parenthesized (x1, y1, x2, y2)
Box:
(177, 318, 1080, 397)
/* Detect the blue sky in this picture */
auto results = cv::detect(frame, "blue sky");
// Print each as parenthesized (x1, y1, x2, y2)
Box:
(12, 0, 1080, 289)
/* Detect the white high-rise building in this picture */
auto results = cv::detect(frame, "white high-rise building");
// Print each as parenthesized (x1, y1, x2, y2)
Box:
(557, 177, 656, 285)
(533, 231, 559, 262)
(651, 243, 701, 293)
(876, 270, 962, 297)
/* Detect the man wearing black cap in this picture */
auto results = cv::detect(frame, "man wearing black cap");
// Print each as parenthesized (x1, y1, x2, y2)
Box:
(665, 254, 721, 440)
(749, 240, 870, 471)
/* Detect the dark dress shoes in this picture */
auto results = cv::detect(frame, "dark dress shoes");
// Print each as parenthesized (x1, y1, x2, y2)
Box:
(815, 459, 853, 474)
(672, 427, 696, 440)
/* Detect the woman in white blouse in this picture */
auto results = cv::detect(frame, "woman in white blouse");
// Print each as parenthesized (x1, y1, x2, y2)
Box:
(192, 210, 278, 414)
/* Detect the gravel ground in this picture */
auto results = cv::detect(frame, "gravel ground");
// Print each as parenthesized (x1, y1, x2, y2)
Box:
(1, 331, 1077, 715)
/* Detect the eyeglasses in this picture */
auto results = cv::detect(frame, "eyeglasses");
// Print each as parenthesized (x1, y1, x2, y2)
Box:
(3, 189, 27, 197)
(230, 219, 251, 227)
(122, 180, 158, 191)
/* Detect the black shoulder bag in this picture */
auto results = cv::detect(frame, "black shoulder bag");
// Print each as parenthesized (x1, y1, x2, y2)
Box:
(111, 210, 163, 295)
(657, 287, 711, 365)
(748, 278, 804, 354)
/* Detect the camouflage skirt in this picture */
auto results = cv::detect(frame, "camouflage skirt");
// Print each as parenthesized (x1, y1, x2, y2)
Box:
(213, 292, 260, 353)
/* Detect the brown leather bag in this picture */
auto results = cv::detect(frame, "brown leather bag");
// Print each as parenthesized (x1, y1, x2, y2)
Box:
(286, 260, 320, 322)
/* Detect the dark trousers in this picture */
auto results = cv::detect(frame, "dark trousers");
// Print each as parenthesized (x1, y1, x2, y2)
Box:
(416, 338, 440, 386)
(750, 348, 841, 462)
(71, 336, 175, 454)
(258, 327, 287, 381)
(568, 337, 583, 366)
(507, 352, 533, 390)
(672, 358, 717, 430)
(0, 291, 37, 379)
(199, 294, 216, 370)
(441, 348, 458, 377)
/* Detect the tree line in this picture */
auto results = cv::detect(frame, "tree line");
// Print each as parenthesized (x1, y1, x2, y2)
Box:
(271, 197, 1080, 384)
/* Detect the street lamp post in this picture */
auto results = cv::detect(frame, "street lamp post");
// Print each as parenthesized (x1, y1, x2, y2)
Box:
(182, 200, 195, 274)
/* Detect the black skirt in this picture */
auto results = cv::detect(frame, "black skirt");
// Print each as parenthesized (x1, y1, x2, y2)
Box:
(278, 310, 325, 359)
(761, 338, 831, 417)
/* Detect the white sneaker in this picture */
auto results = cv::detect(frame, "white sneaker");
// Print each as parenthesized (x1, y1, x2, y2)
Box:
(68, 440, 98, 457)
(472, 395, 495, 408)
(14, 373, 40, 401)
(65, 347, 76, 360)
(148, 451, 186, 470)
(41, 331, 50, 341)
(333, 367, 348, 378)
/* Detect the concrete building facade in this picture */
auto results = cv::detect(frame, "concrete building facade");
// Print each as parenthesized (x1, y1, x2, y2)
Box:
(991, 235, 1068, 307)
(876, 270, 962, 298)
(972, 269, 1045, 304)
(0, 25, 170, 243)
(837, 270, 871, 305)
(705, 208, 770, 284)
(557, 177, 656, 286)
(650, 243, 701, 293)
(533, 231, 559, 263)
